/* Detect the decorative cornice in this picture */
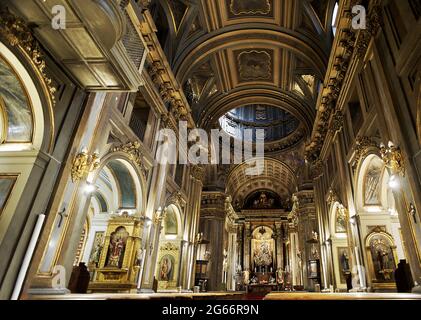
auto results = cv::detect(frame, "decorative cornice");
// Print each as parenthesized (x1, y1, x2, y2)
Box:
(306, 4, 384, 162)
(0, 9, 56, 106)
(329, 111, 344, 134)
(310, 159, 324, 180)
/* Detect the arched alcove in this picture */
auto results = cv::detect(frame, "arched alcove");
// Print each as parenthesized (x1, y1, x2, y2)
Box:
(155, 203, 183, 290)
(0, 41, 54, 246)
(355, 154, 406, 291)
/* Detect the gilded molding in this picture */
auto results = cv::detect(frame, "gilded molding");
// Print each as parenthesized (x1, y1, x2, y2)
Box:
(310, 159, 324, 180)
(71, 152, 100, 183)
(160, 242, 179, 251)
(191, 164, 205, 182)
(352, 136, 377, 170)
(0, 9, 56, 106)
(112, 141, 148, 177)
(329, 111, 344, 134)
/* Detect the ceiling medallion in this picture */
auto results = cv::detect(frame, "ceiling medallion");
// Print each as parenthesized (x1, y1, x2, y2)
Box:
(229, 0, 271, 16)
(237, 50, 272, 81)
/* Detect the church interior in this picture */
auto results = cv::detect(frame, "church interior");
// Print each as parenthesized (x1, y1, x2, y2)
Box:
(0, 0, 421, 301)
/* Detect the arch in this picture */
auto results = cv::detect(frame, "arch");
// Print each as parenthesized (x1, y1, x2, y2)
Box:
(90, 152, 148, 215)
(329, 201, 348, 240)
(226, 157, 297, 207)
(173, 28, 327, 83)
(162, 203, 183, 239)
(355, 153, 387, 212)
(365, 230, 398, 283)
(0, 41, 53, 152)
(198, 86, 315, 135)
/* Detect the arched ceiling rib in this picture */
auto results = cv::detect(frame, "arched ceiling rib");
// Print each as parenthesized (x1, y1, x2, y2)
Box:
(226, 158, 297, 207)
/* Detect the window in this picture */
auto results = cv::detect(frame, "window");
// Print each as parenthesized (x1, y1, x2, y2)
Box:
(332, 2, 339, 36)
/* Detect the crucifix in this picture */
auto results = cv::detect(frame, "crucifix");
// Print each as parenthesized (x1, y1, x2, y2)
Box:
(58, 207, 68, 228)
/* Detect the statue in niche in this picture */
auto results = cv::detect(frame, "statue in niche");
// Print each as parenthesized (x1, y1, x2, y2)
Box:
(223, 249, 228, 272)
(105, 227, 128, 268)
(369, 234, 396, 281)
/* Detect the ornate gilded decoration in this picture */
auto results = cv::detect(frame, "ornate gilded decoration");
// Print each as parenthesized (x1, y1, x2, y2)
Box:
(0, 9, 56, 106)
(229, 0, 271, 16)
(237, 50, 272, 81)
(380, 141, 405, 176)
(191, 165, 205, 182)
(327, 189, 339, 206)
(329, 111, 344, 134)
(167, 191, 184, 208)
(112, 141, 148, 176)
(160, 242, 179, 251)
(310, 159, 324, 180)
(352, 136, 377, 170)
(71, 152, 100, 183)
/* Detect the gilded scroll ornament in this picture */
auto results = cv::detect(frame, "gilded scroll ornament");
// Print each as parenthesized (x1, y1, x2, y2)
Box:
(71, 152, 100, 182)
(0, 9, 56, 105)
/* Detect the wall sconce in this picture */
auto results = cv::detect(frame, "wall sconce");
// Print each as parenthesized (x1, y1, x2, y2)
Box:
(71, 151, 100, 182)
(388, 174, 400, 189)
(380, 141, 405, 176)
(84, 182, 97, 194)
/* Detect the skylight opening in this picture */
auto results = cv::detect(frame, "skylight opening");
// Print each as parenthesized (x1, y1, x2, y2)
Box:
(332, 2, 339, 36)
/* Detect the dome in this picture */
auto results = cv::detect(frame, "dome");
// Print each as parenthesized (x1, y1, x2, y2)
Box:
(219, 104, 300, 142)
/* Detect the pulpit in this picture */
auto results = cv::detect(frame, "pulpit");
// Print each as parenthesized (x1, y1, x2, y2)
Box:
(89, 214, 143, 293)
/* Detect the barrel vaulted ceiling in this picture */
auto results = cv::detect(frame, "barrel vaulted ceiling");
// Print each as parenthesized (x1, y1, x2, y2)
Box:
(151, 0, 336, 154)
(150, 0, 337, 198)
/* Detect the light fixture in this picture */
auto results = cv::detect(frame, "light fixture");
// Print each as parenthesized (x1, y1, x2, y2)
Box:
(388, 174, 400, 189)
(84, 183, 97, 194)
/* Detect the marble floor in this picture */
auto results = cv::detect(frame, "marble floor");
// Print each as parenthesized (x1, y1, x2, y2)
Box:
(27, 291, 421, 300)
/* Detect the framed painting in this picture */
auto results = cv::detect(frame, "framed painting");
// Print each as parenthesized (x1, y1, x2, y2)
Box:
(0, 175, 18, 217)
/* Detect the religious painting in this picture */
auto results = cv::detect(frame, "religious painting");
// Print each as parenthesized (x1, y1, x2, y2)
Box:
(364, 158, 383, 206)
(107, 160, 136, 209)
(0, 175, 17, 217)
(236, 50, 273, 82)
(367, 232, 396, 282)
(89, 231, 105, 267)
(164, 208, 178, 235)
(253, 240, 273, 267)
(158, 254, 175, 281)
(105, 226, 129, 268)
(243, 190, 282, 209)
(228, 0, 272, 16)
(337, 247, 351, 283)
(335, 206, 347, 233)
(0, 55, 33, 142)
